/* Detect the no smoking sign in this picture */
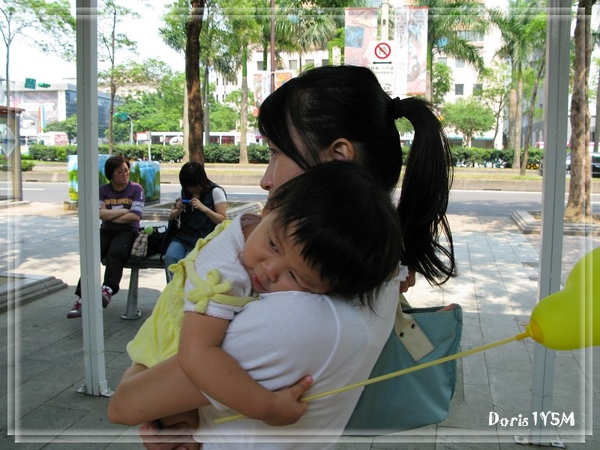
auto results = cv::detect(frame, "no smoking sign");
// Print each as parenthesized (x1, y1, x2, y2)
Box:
(374, 42, 392, 60)
(369, 40, 397, 97)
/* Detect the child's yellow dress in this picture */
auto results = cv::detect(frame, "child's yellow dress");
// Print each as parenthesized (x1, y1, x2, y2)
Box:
(126, 217, 257, 368)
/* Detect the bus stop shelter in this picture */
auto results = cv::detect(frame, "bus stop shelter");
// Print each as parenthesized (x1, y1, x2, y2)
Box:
(71, 0, 581, 446)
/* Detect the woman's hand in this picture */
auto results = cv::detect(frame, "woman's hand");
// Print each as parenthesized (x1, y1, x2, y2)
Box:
(174, 199, 186, 212)
(189, 198, 207, 213)
(170, 200, 184, 219)
(139, 420, 195, 450)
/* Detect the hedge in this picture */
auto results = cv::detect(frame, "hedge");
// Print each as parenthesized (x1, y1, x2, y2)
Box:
(449, 146, 543, 169)
(23, 144, 271, 164)
(21, 144, 545, 169)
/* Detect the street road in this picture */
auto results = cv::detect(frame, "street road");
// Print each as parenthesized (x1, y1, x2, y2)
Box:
(8, 182, 269, 204)
(10, 182, 600, 216)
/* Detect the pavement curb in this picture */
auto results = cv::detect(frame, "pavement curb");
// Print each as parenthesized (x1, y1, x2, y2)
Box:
(0, 273, 67, 313)
(511, 210, 600, 236)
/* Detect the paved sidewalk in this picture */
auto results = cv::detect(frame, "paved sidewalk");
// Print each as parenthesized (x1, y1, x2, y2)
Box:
(0, 202, 598, 449)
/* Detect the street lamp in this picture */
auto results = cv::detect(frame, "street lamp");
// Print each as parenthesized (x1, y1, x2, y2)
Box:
(114, 112, 133, 144)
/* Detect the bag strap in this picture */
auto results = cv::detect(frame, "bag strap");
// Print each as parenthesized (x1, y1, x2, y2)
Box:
(394, 302, 435, 362)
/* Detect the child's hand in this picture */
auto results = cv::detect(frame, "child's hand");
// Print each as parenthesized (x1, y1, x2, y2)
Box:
(262, 375, 313, 426)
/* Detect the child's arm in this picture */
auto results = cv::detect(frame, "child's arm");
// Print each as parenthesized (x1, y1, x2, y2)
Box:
(178, 311, 312, 426)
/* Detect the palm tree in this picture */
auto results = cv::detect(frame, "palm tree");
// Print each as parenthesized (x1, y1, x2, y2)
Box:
(489, 0, 544, 169)
(288, 7, 337, 70)
(218, 0, 263, 164)
(415, 0, 488, 100)
(518, 11, 546, 175)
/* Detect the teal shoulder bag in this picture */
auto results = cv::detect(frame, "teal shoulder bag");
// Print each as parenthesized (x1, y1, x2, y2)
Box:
(344, 303, 463, 435)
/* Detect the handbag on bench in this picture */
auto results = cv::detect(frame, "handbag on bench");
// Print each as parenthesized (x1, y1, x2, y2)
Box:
(344, 302, 463, 435)
(130, 225, 168, 260)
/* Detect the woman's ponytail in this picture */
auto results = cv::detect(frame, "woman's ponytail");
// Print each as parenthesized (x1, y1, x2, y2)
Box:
(397, 97, 456, 284)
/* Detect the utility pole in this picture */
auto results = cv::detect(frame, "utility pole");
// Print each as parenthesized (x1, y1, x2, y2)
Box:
(270, 0, 276, 95)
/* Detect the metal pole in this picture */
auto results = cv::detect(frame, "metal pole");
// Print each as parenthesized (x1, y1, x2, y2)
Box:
(76, 0, 111, 397)
(128, 115, 133, 145)
(270, 0, 275, 94)
(381, 0, 389, 40)
(147, 131, 152, 161)
(516, 1, 569, 445)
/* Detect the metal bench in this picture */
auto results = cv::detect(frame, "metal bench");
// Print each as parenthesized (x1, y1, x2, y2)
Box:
(112, 202, 264, 320)
(102, 254, 165, 320)
(121, 254, 166, 320)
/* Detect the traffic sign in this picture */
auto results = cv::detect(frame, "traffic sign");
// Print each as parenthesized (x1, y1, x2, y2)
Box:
(114, 112, 129, 121)
(24, 78, 36, 89)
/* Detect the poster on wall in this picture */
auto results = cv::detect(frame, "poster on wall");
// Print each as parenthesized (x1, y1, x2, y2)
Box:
(252, 71, 294, 117)
(345, 7, 427, 98)
(403, 6, 428, 96)
(344, 8, 378, 68)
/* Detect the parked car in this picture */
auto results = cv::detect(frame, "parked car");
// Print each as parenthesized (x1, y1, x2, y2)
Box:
(539, 152, 600, 177)
(593, 152, 600, 177)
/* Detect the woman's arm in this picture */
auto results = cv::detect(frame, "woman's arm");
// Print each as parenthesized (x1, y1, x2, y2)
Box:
(99, 207, 131, 221)
(107, 356, 211, 427)
(191, 199, 227, 224)
(109, 211, 141, 224)
(178, 311, 310, 426)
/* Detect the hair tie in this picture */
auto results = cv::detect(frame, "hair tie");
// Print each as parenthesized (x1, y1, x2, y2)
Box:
(393, 97, 404, 119)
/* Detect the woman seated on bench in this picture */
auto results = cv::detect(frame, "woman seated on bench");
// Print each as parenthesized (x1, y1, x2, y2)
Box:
(164, 162, 227, 281)
(67, 155, 144, 318)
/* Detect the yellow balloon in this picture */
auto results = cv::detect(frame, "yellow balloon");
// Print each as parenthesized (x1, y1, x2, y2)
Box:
(526, 247, 599, 350)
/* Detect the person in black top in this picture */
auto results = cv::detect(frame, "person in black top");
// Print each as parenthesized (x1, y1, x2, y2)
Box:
(164, 162, 227, 281)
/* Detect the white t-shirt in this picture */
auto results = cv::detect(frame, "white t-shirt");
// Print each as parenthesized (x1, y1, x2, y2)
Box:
(183, 213, 258, 320)
(195, 275, 401, 449)
(211, 186, 227, 205)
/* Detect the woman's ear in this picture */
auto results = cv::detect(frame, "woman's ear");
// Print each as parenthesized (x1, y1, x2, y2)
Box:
(326, 138, 356, 162)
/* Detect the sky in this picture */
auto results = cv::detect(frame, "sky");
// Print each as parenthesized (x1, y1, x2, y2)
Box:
(2, 0, 185, 86)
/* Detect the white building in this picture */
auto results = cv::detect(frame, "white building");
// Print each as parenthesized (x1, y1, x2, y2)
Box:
(209, 0, 507, 149)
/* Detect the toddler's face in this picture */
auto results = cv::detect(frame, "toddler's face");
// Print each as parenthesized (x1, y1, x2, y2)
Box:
(242, 212, 331, 295)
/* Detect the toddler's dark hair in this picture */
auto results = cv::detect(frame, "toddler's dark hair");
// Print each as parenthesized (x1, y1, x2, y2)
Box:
(265, 160, 402, 308)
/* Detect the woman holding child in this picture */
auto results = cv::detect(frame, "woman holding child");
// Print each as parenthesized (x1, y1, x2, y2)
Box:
(108, 65, 457, 449)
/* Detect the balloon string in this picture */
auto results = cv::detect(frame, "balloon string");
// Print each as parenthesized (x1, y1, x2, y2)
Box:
(215, 330, 531, 424)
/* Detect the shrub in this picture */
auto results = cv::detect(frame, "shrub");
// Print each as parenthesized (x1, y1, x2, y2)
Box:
(21, 160, 35, 171)
(0, 154, 35, 171)
(248, 145, 270, 163)
(28, 144, 57, 160)
(161, 146, 184, 162)
(55, 147, 68, 162)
